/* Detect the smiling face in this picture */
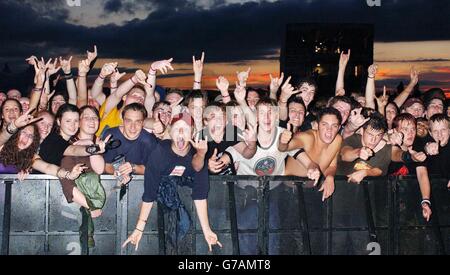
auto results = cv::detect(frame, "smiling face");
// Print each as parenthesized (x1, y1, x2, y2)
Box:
(247, 90, 260, 110)
(19, 97, 30, 113)
(170, 120, 193, 151)
(318, 114, 340, 144)
(2, 99, 21, 124)
(405, 103, 424, 118)
(297, 83, 316, 107)
(288, 102, 305, 128)
(36, 112, 54, 142)
(122, 109, 144, 140)
(79, 108, 99, 136)
(58, 111, 79, 140)
(17, 125, 36, 151)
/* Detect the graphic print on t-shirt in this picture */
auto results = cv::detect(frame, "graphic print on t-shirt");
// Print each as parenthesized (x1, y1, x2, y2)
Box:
(169, 166, 186, 176)
(254, 157, 276, 176)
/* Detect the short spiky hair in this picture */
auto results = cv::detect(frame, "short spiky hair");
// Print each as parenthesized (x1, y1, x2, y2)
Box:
(363, 112, 388, 133)
(122, 103, 148, 119)
(316, 107, 342, 125)
(392, 113, 416, 129)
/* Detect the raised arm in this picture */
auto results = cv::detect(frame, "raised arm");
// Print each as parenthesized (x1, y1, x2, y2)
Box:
(233, 83, 257, 128)
(103, 70, 142, 116)
(192, 52, 204, 90)
(236, 67, 251, 88)
(216, 76, 231, 104)
(269, 72, 284, 101)
(335, 49, 350, 96)
(278, 76, 300, 121)
(91, 62, 117, 107)
(143, 58, 174, 115)
(365, 64, 378, 109)
(393, 66, 419, 108)
(233, 124, 257, 159)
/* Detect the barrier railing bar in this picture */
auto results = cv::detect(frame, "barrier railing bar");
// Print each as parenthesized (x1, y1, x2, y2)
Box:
(1, 180, 13, 255)
(295, 182, 312, 255)
(227, 181, 240, 255)
(44, 179, 50, 254)
(157, 203, 166, 255)
(327, 195, 333, 255)
(429, 196, 447, 255)
(362, 181, 378, 244)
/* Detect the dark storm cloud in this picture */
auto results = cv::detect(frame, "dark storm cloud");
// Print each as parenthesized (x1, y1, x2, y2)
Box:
(104, 0, 123, 13)
(1, 0, 450, 66)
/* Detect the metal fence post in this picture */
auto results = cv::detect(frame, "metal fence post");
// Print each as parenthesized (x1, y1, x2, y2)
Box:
(1, 180, 13, 255)
(226, 181, 240, 255)
(295, 181, 312, 255)
(257, 176, 269, 255)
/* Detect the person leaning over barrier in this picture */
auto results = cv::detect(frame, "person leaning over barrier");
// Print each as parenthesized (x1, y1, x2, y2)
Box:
(123, 112, 222, 252)
(337, 112, 392, 183)
(102, 103, 159, 186)
(388, 113, 432, 221)
(280, 107, 343, 201)
(423, 114, 450, 188)
(0, 108, 85, 181)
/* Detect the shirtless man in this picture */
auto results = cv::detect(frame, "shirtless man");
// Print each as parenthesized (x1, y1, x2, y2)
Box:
(279, 107, 343, 201)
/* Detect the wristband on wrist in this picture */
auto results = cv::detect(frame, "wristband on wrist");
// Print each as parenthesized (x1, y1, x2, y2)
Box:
(131, 76, 137, 85)
(99, 74, 106, 80)
(135, 227, 144, 233)
(194, 80, 201, 84)
(6, 122, 18, 135)
(421, 199, 431, 207)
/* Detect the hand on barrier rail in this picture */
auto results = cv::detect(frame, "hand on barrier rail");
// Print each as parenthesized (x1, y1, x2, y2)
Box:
(347, 170, 367, 184)
(306, 164, 321, 186)
(319, 176, 335, 201)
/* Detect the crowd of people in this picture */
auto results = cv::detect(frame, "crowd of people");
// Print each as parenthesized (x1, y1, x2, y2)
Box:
(0, 46, 448, 251)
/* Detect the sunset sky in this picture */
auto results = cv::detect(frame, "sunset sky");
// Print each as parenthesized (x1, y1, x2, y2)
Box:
(0, 0, 449, 93)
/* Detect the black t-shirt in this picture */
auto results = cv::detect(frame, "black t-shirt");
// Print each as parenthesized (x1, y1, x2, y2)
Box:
(142, 139, 209, 202)
(426, 141, 450, 180)
(200, 124, 243, 175)
(300, 113, 316, 132)
(39, 132, 71, 166)
(102, 127, 159, 165)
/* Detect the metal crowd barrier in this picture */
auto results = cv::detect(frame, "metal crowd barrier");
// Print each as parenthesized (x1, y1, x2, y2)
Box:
(0, 174, 448, 255)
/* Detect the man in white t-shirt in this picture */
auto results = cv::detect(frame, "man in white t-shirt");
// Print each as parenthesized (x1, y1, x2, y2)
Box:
(215, 97, 320, 254)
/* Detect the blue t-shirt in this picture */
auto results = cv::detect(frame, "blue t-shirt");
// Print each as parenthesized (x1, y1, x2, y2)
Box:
(142, 140, 209, 203)
(102, 127, 158, 165)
